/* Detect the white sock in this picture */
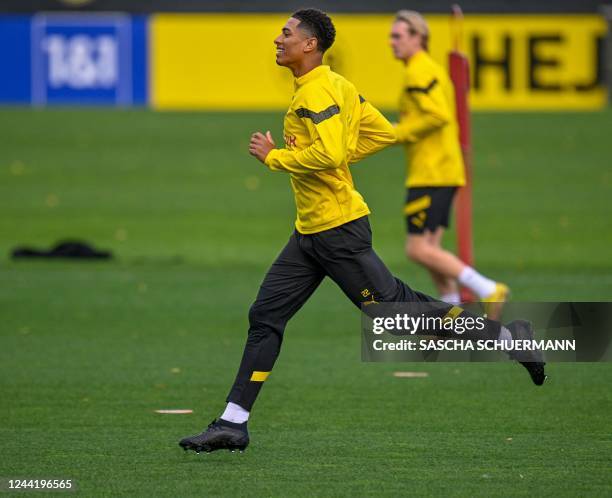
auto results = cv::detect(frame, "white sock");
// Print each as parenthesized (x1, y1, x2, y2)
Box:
(499, 326, 513, 349)
(220, 402, 249, 424)
(440, 292, 461, 305)
(457, 267, 496, 299)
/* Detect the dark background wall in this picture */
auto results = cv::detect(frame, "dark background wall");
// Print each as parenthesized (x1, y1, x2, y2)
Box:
(0, 0, 606, 14)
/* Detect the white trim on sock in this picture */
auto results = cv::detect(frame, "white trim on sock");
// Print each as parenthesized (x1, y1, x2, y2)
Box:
(457, 267, 496, 299)
(221, 402, 249, 424)
(499, 326, 513, 349)
(440, 292, 461, 305)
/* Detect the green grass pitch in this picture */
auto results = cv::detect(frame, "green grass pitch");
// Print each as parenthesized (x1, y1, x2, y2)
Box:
(1, 109, 611, 496)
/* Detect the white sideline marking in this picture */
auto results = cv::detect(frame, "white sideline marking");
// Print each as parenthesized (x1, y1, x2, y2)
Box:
(393, 371, 429, 378)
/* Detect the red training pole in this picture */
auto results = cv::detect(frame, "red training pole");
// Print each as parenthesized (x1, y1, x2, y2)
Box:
(448, 5, 475, 303)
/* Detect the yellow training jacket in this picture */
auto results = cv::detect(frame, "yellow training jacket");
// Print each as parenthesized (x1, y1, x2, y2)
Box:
(395, 50, 466, 187)
(264, 65, 396, 234)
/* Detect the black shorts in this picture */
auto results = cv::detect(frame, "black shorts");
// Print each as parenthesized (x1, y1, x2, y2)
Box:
(405, 186, 458, 234)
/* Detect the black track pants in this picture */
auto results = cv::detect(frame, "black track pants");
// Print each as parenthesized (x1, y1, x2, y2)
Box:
(226, 216, 499, 410)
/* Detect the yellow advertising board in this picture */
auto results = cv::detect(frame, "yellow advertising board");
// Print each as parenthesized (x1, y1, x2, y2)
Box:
(150, 14, 607, 111)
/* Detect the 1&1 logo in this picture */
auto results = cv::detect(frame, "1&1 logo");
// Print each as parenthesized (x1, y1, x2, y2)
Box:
(31, 14, 132, 105)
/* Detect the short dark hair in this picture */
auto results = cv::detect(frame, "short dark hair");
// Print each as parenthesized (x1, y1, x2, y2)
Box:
(292, 8, 336, 53)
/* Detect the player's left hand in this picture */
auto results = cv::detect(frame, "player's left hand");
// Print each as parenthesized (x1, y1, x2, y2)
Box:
(249, 131, 275, 163)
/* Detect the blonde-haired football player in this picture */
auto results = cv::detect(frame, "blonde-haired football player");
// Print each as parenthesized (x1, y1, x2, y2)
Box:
(390, 10, 508, 310)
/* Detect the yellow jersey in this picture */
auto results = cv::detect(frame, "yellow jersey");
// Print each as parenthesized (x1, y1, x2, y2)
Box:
(264, 65, 396, 234)
(395, 50, 466, 188)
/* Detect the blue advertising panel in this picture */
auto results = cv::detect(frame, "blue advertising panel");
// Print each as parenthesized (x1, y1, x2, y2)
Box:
(0, 14, 147, 106)
(31, 14, 133, 105)
(0, 16, 32, 104)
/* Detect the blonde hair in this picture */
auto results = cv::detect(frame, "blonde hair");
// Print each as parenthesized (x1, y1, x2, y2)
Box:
(395, 10, 429, 51)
